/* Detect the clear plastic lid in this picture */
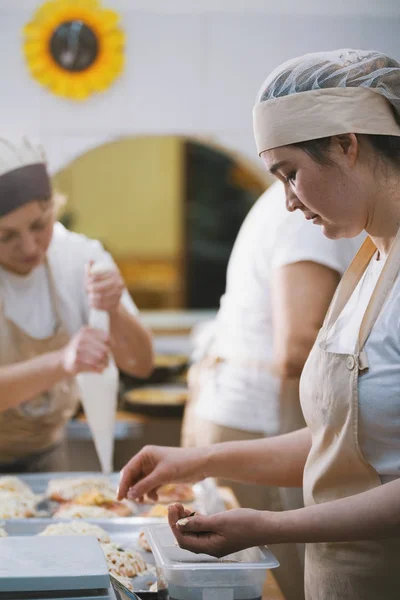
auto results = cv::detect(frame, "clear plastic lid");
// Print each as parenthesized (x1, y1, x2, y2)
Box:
(145, 524, 279, 571)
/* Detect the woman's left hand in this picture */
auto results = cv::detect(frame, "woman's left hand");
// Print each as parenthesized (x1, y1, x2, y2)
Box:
(168, 503, 265, 557)
(85, 262, 124, 313)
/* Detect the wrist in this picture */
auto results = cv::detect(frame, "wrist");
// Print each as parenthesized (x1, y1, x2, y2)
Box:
(108, 301, 123, 320)
(52, 348, 69, 378)
(260, 509, 303, 545)
(202, 443, 223, 479)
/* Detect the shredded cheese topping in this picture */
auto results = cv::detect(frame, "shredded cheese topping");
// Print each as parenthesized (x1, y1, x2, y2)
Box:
(101, 542, 147, 578)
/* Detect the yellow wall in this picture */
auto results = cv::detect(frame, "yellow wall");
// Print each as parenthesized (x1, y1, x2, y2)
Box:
(53, 136, 183, 258)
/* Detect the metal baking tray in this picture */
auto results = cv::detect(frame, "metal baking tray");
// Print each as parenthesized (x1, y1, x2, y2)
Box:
(12, 472, 226, 518)
(1, 518, 159, 595)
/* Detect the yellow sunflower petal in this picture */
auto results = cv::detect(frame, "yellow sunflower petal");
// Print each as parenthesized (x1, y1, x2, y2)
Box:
(95, 9, 120, 31)
(23, 0, 124, 101)
(101, 30, 125, 49)
(23, 42, 45, 57)
(65, 0, 100, 9)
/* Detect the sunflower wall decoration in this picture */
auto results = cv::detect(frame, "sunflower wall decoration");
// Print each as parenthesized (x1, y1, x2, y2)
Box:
(23, 0, 125, 101)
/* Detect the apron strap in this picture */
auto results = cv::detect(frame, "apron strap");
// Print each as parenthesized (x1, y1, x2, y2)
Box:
(44, 257, 64, 330)
(321, 236, 376, 339)
(356, 227, 400, 356)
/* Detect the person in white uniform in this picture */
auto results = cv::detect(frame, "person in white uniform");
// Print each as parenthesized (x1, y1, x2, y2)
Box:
(119, 49, 400, 599)
(183, 181, 363, 451)
(181, 181, 364, 600)
(0, 137, 153, 473)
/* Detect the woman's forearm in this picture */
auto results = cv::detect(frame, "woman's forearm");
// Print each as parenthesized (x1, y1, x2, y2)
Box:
(267, 478, 400, 544)
(0, 350, 66, 412)
(110, 304, 154, 378)
(205, 427, 311, 487)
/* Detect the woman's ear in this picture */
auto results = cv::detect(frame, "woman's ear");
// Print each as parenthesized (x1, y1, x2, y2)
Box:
(333, 133, 359, 167)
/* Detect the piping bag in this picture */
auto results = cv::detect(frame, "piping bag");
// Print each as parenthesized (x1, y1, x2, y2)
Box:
(76, 262, 119, 474)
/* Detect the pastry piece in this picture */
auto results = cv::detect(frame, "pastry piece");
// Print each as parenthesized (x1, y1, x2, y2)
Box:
(73, 490, 134, 517)
(146, 504, 169, 518)
(101, 542, 147, 578)
(47, 477, 135, 517)
(0, 476, 35, 498)
(47, 477, 116, 503)
(145, 503, 193, 518)
(144, 483, 195, 504)
(53, 503, 117, 519)
(39, 520, 110, 543)
(138, 530, 152, 552)
(0, 491, 37, 518)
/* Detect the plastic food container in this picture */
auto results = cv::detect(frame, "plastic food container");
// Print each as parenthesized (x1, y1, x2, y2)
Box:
(145, 524, 279, 600)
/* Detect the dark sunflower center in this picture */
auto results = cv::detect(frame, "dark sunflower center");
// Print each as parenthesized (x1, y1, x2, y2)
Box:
(49, 20, 99, 72)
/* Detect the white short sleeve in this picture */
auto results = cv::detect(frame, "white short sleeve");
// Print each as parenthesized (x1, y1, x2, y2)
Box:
(271, 210, 365, 276)
(50, 224, 139, 326)
(79, 239, 139, 321)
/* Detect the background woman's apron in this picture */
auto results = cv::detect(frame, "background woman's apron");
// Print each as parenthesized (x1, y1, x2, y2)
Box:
(300, 234, 400, 599)
(0, 261, 79, 472)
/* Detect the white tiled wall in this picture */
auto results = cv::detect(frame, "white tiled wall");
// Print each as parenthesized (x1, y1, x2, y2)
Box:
(0, 1, 399, 172)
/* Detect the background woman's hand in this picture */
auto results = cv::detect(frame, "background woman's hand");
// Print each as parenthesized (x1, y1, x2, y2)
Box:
(117, 445, 211, 501)
(61, 326, 110, 375)
(85, 262, 124, 314)
(168, 503, 264, 557)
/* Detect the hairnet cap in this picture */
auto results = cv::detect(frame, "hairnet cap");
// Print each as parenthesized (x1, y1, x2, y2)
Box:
(0, 137, 47, 177)
(254, 49, 400, 155)
(0, 137, 51, 217)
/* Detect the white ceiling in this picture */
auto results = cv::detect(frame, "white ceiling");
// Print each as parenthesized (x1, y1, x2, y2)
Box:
(4, 0, 400, 17)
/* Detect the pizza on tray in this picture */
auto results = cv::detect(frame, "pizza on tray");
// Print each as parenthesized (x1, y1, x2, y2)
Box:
(144, 483, 195, 504)
(47, 477, 135, 517)
(39, 520, 111, 543)
(0, 477, 38, 518)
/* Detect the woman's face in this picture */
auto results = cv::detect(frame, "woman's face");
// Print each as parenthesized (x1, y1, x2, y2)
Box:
(0, 200, 54, 275)
(261, 136, 373, 239)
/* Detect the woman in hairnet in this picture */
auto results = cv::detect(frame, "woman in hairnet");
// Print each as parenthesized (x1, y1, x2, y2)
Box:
(119, 49, 400, 599)
(0, 138, 153, 473)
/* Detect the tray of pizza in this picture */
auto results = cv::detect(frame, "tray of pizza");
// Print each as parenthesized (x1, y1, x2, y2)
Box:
(0, 473, 225, 520)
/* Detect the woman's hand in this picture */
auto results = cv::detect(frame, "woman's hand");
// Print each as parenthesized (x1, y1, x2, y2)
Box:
(168, 503, 265, 557)
(85, 262, 124, 314)
(61, 326, 110, 375)
(117, 445, 211, 501)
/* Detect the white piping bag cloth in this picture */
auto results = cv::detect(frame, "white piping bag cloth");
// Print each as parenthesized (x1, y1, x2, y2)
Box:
(76, 263, 118, 474)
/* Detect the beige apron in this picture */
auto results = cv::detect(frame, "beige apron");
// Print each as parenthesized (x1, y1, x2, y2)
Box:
(300, 233, 400, 600)
(0, 260, 79, 471)
(182, 356, 306, 600)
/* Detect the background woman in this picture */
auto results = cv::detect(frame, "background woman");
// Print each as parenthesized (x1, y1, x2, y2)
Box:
(0, 137, 153, 473)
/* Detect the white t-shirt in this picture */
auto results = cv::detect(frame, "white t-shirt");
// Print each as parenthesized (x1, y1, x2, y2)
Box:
(0, 222, 138, 339)
(326, 252, 400, 483)
(195, 183, 365, 434)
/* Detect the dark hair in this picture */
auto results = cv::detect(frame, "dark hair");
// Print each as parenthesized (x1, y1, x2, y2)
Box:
(293, 135, 400, 168)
